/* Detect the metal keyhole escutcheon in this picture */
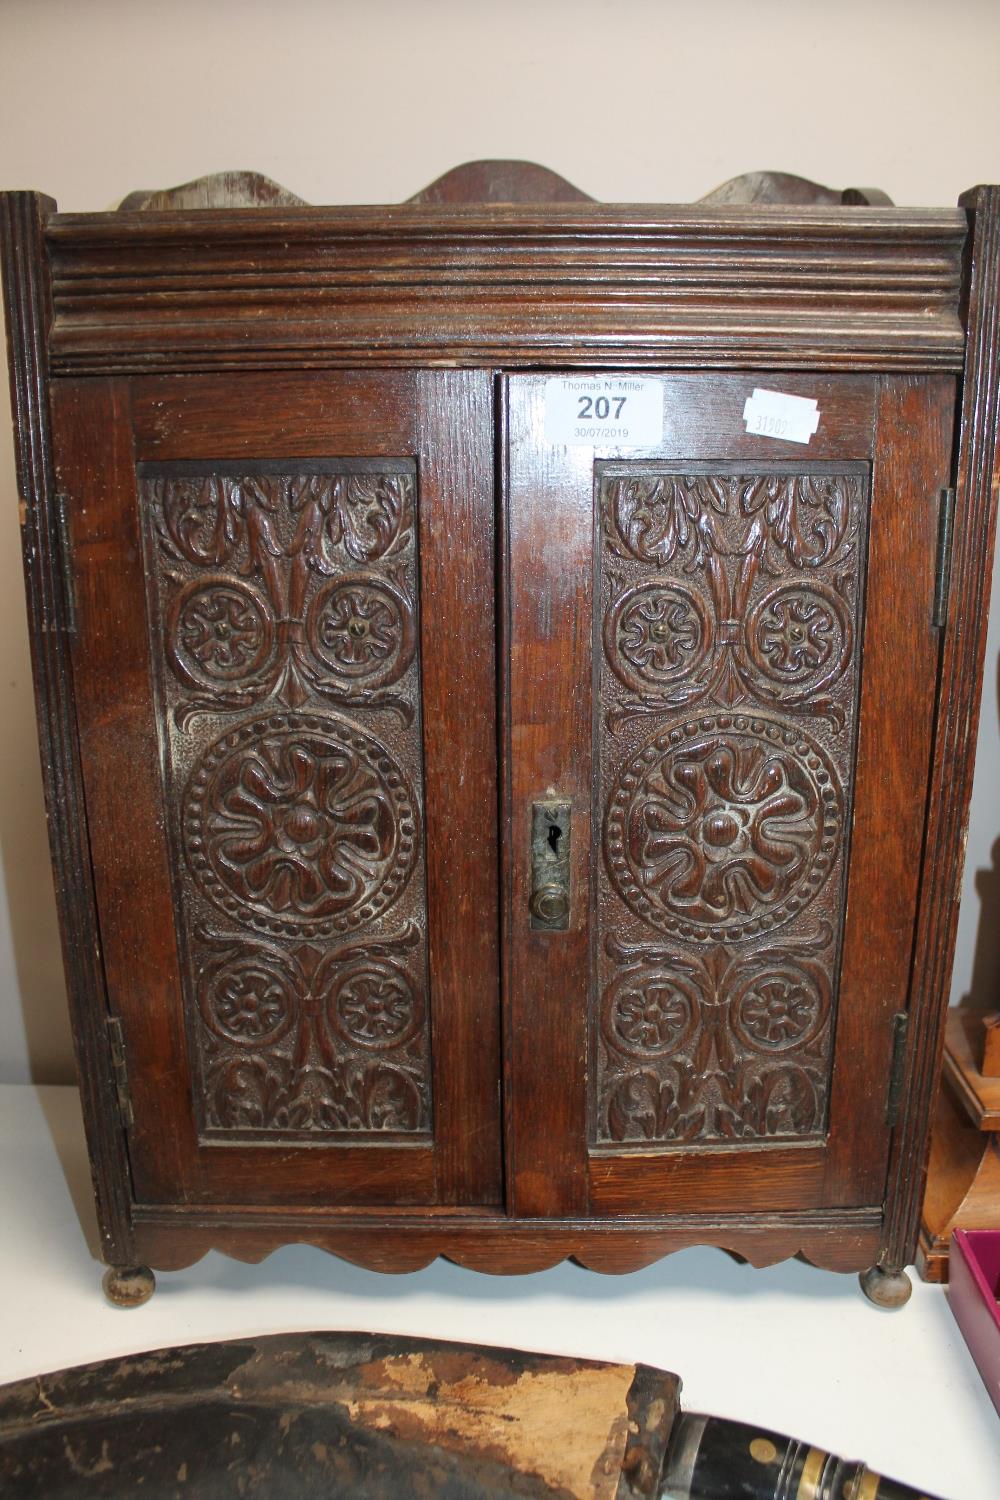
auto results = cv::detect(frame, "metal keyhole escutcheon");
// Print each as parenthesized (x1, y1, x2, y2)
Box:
(529, 799, 571, 930)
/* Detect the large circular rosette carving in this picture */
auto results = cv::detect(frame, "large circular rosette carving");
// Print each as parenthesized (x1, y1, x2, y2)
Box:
(604, 713, 842, 942)
(184, 712, 418, 936)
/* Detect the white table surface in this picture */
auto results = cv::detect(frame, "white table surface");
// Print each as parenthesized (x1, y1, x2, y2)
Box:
(0, 1084, 996, 1498)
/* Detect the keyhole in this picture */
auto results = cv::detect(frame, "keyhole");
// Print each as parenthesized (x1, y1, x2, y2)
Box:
(547, 823, 563, 857)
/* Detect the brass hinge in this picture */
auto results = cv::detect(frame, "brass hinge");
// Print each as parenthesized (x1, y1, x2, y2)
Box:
(932, 487, 956, 628)
(54, 491, 77, 636)
(106, 1016, 134, 1130)
(885, 1012, 910, 1126)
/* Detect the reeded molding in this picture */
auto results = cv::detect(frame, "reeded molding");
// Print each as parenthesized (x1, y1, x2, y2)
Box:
(884, 185, 1000, 1270)
(0, 192, 134, 1261)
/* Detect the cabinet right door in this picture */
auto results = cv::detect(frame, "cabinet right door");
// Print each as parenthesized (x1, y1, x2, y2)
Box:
(503, 373, 955, 1219)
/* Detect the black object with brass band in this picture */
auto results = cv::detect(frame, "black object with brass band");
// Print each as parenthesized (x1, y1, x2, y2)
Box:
(661, 1411, 938, 1498)
(0, 1331, 944, 1499)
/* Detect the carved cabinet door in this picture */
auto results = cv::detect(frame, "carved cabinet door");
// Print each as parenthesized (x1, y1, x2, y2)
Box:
(52, 370, 502, 1209)
(503, 373, 955, 1219)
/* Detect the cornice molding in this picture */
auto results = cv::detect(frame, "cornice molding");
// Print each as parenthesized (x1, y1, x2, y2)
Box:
(44, 204, 967, 374)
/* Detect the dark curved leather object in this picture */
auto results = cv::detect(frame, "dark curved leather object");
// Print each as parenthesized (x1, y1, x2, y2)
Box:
(0, 1332, 940, 1499)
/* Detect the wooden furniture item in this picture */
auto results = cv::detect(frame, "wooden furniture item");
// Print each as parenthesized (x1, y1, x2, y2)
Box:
(3, 164, 999, 1309)
(918, 1007, 1000, 1280)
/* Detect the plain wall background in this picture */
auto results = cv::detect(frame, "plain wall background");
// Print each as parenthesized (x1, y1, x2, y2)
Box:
(2, 0, 1000, 1083)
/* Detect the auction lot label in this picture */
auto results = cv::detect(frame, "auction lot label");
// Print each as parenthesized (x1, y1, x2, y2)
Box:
(543, 377, 664, 447)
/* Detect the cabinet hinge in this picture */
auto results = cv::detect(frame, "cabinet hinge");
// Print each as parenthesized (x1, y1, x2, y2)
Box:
(106, 1016, 134, 1130)
(54, 491, 77, 636)
(885, 1011, 910, 1126)
(932, 487, 956, 629)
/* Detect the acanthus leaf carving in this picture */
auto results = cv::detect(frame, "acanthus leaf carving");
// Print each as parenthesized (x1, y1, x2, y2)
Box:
(601, 471, 862, 730)
(740, 472, 850, 569)
(197, 923, 430, 1136)
(149, 470, 418, 727)
(604, 473, 718, 569)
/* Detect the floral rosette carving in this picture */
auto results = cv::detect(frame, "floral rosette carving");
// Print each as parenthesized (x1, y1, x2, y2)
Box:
(147, 469, 419, 725)
(600, 934, 832, 1145)
(604, 713, 842, 943)
(306, 572, 415, 688)
(601, 969, 700, 1058)
(199, 952, 297, 1048)
(600, 470, 862, 729)
(167, 574, 277, 694)
(184, 712, 418, 937)
(604, 582, 710, 693)
(324, 956, 424, 1051)
(745, 582, 852, 696)
(197, 924, 431, 1136)
(729, 957, 830, 1053)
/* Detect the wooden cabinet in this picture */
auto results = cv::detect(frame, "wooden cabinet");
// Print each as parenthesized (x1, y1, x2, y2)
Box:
(3, 167, 999, 1307)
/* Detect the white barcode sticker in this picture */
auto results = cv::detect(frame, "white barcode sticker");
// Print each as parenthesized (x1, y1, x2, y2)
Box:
(544, 377, 664, 447)
(743, 388, 820, 445)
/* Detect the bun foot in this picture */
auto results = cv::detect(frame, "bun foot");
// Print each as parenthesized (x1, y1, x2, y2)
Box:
(859, 1264, 912, 1309)
(102, 1264, 155, 1308)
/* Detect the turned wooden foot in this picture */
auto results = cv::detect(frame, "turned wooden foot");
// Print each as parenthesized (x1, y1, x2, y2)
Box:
(859, 1264, 912, 1309)
(102, 1265, 155, 1308)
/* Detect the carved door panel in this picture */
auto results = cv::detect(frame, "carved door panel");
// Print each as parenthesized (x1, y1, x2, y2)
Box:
(504, 373, 955, 1217)
(53, 370, 502, 1208)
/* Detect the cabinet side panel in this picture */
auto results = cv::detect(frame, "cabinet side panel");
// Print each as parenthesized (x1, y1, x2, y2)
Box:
(1, 196, 134, 1262)
(885, 188, 1000, 1268)
(52, 379, 199, 1203)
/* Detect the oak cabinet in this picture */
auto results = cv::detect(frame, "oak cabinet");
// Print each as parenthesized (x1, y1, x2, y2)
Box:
(3, 167, 999, 1307)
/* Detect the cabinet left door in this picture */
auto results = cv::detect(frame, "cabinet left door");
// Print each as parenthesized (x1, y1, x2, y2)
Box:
(51, 370, 503, 1210)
